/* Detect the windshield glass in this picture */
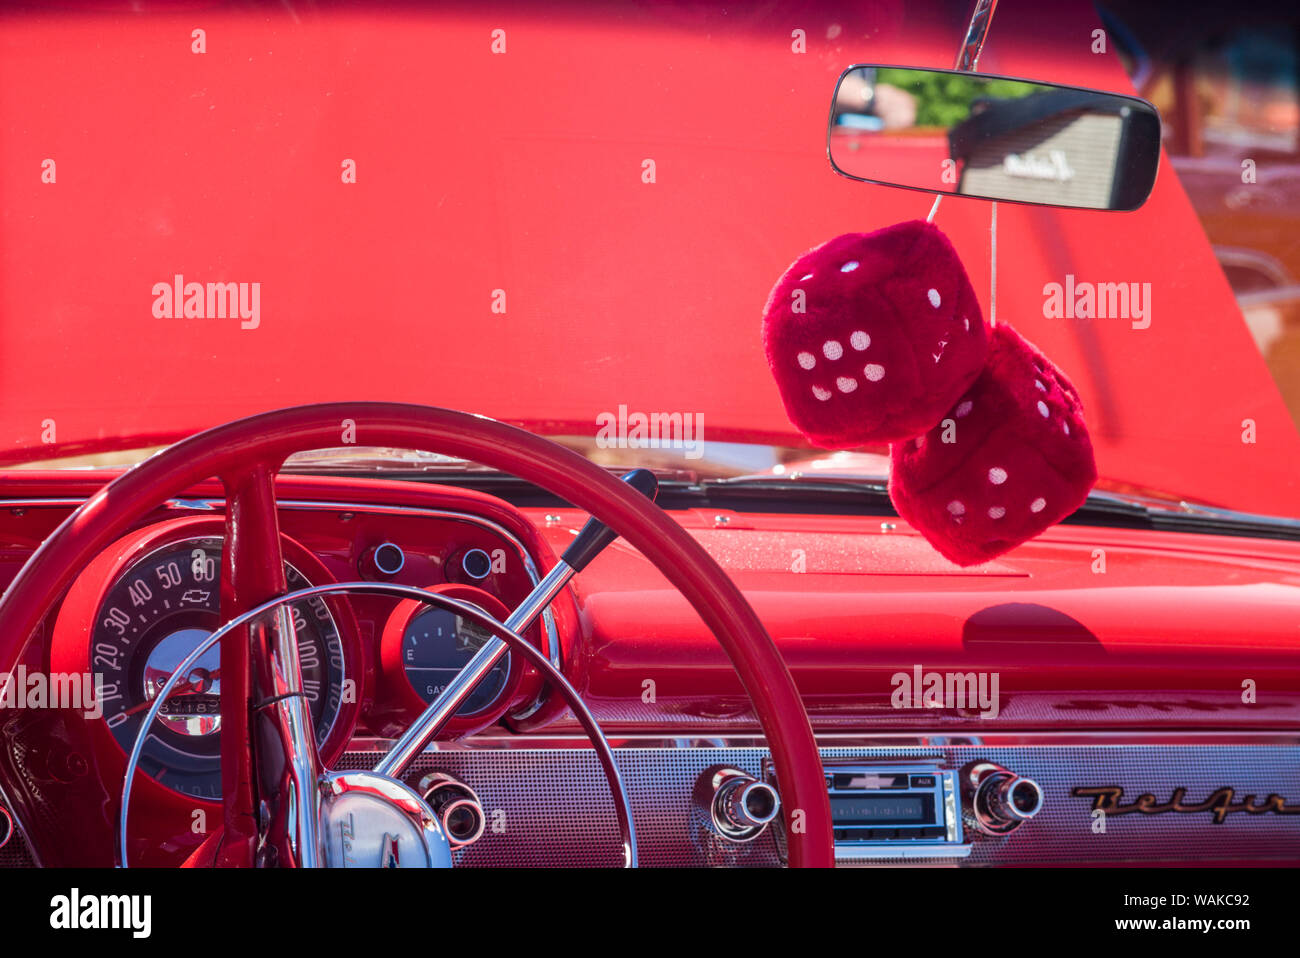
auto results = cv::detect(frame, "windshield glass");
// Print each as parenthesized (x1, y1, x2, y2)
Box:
(1, 0, 1297, 517)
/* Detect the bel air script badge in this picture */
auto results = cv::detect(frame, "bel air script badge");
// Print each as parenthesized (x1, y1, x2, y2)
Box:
(1073, 785, 1300, 824)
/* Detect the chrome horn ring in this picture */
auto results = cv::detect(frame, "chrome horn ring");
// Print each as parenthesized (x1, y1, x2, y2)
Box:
(119, 581, 637, 868)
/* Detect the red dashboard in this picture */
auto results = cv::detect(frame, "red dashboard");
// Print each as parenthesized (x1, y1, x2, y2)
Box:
(1, 466, 1298, 867)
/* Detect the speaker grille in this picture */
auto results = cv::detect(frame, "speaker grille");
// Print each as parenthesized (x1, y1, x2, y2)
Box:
(4, 741, 1291, 868)
(338, 741, 1300, 867)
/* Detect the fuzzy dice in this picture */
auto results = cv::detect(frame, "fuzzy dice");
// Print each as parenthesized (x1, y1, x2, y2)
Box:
(762, 220, 989, 446)
(889, 324, 1098, 566)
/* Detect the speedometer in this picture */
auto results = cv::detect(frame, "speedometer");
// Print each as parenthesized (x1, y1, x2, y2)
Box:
(90, 535, 346, 800)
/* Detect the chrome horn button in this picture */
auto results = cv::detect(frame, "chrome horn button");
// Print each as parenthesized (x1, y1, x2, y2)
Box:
(318, 771, 453, 868)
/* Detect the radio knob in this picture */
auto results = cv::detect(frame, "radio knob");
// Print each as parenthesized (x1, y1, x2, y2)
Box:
(417, 772, 486, 848)
(964, 761, 1043, 835)
(693, 766, 781, 843)
(721, 776, 780, 831)
(988, 774, 1043, 822)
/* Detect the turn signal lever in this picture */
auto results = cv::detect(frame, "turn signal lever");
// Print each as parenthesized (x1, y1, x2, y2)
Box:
(963, 761, 1043, 835)
(373, 469, 660, 778)
(558, 468, 660, 570)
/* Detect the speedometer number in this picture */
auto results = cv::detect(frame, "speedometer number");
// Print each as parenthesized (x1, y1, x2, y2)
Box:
(89, 535, 347, 799)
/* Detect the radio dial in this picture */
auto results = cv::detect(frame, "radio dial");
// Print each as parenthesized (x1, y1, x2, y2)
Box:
(694, 766, 781, 843)
(965, 761, 1044, 835)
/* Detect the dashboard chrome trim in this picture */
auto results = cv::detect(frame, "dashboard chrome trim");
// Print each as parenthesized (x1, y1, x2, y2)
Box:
(833, 843, 972, 861)
(0, 498, 90, 510)
(341, 729, 1300, 751)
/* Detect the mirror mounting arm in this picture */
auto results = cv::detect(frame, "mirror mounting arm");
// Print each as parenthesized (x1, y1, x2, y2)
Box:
(954, 0, 1000, 72)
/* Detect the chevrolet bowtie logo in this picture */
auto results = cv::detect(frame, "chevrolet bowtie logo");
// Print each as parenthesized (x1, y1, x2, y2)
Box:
(379, 833, 401, 868)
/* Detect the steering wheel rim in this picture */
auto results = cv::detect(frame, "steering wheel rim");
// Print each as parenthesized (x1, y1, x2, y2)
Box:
(0, 402, 834, 867)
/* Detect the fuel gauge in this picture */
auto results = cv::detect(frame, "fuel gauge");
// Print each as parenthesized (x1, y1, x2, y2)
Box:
(400, 606, 509, 714)
(379, 583, 522, 730)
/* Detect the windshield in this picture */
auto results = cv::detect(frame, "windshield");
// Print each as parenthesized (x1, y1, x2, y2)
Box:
(1, 0, 1297, 518)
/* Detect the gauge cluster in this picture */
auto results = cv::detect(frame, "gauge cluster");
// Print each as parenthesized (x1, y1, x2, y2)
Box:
(47, 499, 562, 820)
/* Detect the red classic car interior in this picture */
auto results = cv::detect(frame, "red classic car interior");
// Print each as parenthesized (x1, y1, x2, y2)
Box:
(0, 0, 1297, 917)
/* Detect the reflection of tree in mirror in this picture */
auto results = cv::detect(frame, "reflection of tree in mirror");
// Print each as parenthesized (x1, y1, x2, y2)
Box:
(875, 69, 1052, 127)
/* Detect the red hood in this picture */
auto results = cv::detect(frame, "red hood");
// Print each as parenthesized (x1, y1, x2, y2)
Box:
(1, 0, 1296, 516)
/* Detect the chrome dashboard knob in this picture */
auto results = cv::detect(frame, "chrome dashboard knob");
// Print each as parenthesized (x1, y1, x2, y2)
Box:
(964, 761, 1044, 835)
(418, 771, 487, 848)
(695, 766, 781, 842)
(721, 777, 780, 830)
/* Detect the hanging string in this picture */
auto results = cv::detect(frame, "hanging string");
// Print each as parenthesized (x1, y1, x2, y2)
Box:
(989, 200, 998, 327)
(927, 195, 995, 325)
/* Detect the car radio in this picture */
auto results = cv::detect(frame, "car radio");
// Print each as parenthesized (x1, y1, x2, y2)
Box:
(766, 759, 969, 862)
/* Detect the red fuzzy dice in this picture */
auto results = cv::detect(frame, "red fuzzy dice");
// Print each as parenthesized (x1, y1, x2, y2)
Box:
(762, 220, 989, 446)
(889, 324, 1098, 566)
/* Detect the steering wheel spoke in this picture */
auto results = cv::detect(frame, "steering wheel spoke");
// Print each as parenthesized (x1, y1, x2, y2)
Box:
(217, 461, 323, 867)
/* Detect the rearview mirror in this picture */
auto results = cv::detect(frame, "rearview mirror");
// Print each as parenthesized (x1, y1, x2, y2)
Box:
(828, 65, 1161, 211)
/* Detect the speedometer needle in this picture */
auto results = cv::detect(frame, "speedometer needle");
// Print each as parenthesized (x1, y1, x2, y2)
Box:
(118, 668, 221, 718)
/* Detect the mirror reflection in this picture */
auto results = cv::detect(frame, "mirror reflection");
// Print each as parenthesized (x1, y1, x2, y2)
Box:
(829, 66, 1162, 211)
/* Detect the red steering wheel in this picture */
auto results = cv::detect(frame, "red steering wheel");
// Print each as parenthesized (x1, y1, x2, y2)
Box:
(0, 403, 833, 867)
